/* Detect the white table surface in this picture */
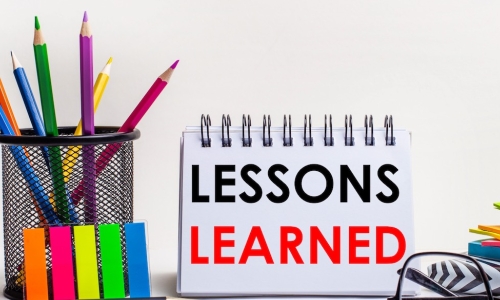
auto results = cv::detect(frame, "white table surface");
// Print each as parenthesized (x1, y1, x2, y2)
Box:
(0, 249, 442, 300)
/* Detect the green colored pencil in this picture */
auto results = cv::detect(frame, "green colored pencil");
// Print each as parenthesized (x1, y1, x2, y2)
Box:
(33, 16, 71, 223)
(34, 16, 58, 136)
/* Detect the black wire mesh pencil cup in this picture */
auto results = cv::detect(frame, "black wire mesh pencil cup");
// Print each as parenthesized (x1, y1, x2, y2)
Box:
(0, 126, 140, 299)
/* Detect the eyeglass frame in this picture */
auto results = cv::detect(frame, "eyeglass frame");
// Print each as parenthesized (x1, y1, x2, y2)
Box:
(388, 251, 494, 300)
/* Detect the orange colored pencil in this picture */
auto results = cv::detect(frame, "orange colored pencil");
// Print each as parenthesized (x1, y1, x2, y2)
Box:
(0, 79, 21, 136)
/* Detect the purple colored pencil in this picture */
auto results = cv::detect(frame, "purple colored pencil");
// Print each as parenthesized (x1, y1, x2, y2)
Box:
(80, 11, 94, 135)
(80, 11, 96, 223)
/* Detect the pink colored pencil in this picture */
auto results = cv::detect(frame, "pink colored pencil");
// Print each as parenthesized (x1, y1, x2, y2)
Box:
(80, 11, 96, 222)
(71, 60, 179, 203)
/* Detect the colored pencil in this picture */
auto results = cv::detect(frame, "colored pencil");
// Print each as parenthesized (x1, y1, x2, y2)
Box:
(5, 62, 49, 225)
(0, 78, 21, 136)
(119, 60, 179, 132)
(2, 74, 56, 288)
(71, 60, 179, 202)
(80, 11, 96, 223)
(63, 57, 112, 182)
(0, 104, 60, 224)
(11, 52, 45, 136)
(80, 11, 94, 137)
(11, 51, 51, 169)
(78, 57, 112, 136)
(12, 52, 78, 224)
(34, 16, 72, 223)
(34, 16, 58, 136)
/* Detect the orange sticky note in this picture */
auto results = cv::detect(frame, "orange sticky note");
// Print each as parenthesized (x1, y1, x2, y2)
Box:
(478, 225, 500, 235)
(23, 228, 48, 300)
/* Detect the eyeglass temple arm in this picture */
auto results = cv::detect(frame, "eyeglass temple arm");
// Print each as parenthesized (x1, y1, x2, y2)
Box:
(397, 267, 456, 297)
(388, 252, 493, 300)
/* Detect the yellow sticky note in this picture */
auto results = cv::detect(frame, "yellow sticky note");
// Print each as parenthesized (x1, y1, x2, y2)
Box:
(74, 225, 100, 299)
(469, 228, 500, 240)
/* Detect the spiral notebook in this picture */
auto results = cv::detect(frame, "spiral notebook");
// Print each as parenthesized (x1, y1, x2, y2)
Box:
(177, 114, 417, 297)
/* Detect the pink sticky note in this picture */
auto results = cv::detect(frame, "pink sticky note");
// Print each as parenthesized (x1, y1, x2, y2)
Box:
(49, 226, 75, 300)
(482, 240, 500, 247)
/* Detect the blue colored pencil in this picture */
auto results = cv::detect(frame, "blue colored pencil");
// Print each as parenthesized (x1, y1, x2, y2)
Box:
(11, 51, 79, 224)
(11, 52, 45, 135)
(11, 51, 50, 166)
(0, 104, 60, 225)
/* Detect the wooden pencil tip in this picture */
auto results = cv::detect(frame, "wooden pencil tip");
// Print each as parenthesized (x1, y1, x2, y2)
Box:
(170, 60, 179, 69)
(34, 16, 40, 30)
(159, 61, 179, 81)
(10, 51, 21, 70)
(107, 57, 113, 64)
(83, 11, 88, 22)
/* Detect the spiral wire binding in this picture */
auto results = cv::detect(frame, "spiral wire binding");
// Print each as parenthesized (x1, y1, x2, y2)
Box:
(345, 114, 354, 146)
(221, 114, 232, 147)
(304, 115, 313, 146)
(283, 115, 293, 147)
(242, 115, 252, 147)
(385, 115, 396, 146)
(324, 114, 333, 146)
(263, 115, 272, 147)
(365, 115, 375, 146)
(197, 114, 398, 148)
(201, 114, 211, 147)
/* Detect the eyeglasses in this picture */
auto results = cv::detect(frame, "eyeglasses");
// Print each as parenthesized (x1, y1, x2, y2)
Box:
(388, 251, 494, 300)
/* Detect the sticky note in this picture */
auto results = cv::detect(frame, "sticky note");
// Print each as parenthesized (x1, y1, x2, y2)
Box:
(23, 228, 48, 300)
(99, 224, 125, 298)
(49, 226, 75, 300)
(469, 228, 500, 240)
(481, 239, 500, 247)
(478, 225, 500, 234)
(74, 225, 100, 299)
(125, 222, 151, 297)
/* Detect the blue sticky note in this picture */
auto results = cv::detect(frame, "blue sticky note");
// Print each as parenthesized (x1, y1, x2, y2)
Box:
(125, 222, 150, 297)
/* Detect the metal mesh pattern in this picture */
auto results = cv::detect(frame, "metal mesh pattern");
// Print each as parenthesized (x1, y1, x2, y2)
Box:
(1, 129, 135, 299)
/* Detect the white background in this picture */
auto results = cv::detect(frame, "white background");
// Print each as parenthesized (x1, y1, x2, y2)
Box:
(1, 0, 500, 297)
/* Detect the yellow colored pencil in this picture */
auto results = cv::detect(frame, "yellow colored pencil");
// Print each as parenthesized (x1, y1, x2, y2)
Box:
(62, 57, 112, 182)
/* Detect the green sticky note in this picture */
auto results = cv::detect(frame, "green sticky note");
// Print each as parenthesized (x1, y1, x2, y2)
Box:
(74, 225, 100, 299)
(99, 224, 125, 298)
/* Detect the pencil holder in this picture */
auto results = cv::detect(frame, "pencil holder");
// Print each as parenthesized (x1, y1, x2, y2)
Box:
(0, 126, 140, 299)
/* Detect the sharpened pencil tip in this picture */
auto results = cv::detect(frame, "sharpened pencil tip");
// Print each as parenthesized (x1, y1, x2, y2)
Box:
(107, 57, 113, 64)
(10, 51, 21, 70)
(35, 16, 40, 30)
(170, 60, 179, 69)
(83, 11, 88, 22)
